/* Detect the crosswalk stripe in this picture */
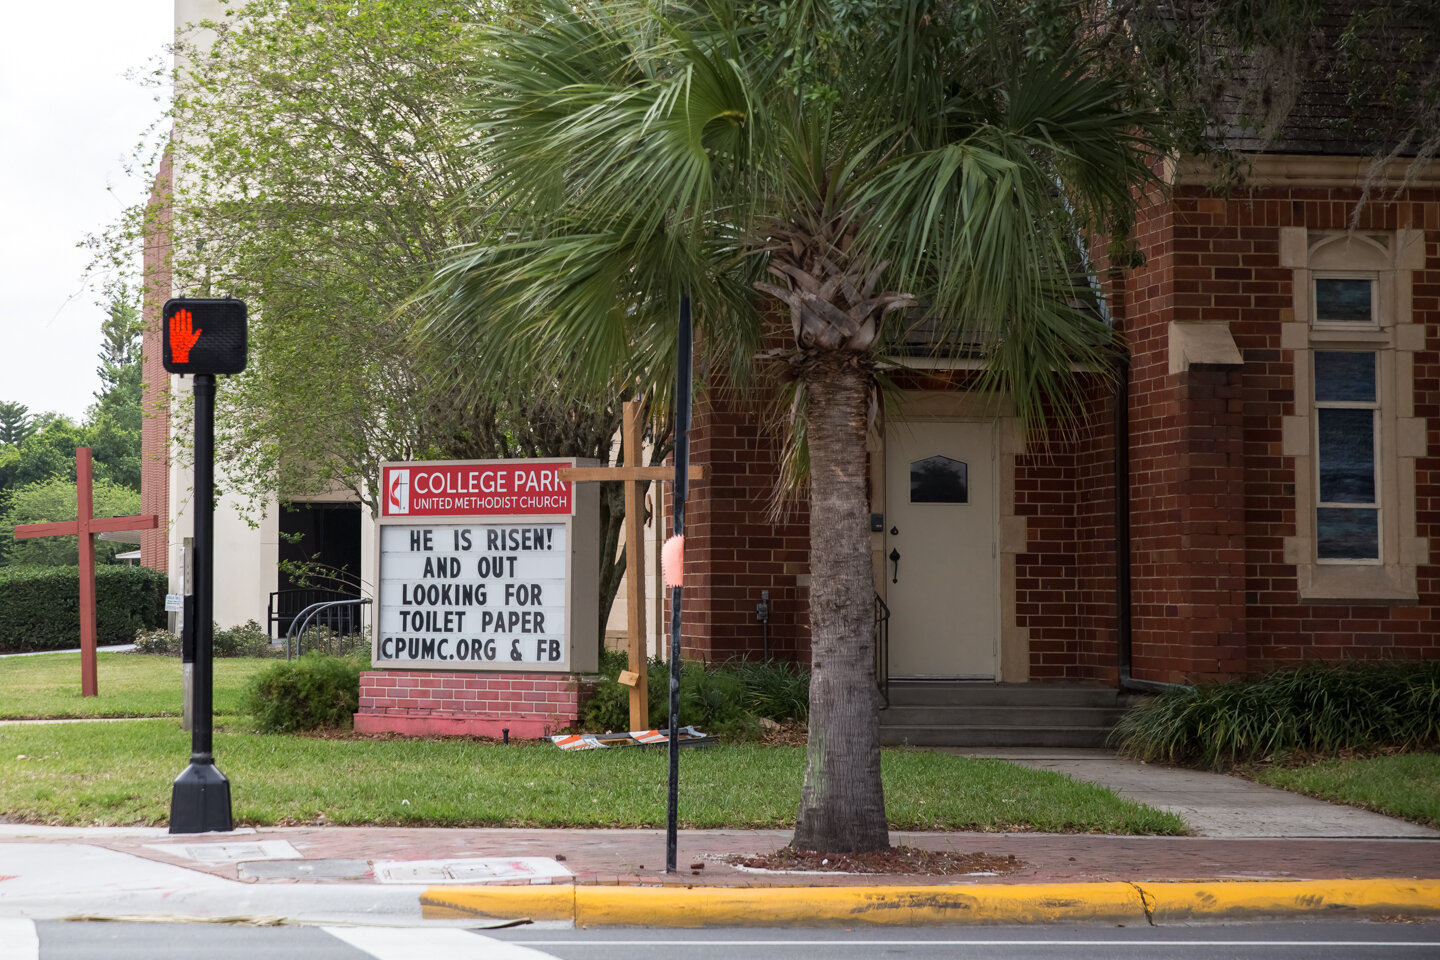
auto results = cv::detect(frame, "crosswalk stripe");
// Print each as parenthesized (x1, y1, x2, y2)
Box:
(321, 926, 558, 960)
(0, 920, 39, 960)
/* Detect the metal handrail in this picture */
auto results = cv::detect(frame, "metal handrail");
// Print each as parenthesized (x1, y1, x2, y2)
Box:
(874, 593, 890, 709)
(268, 587, 357, 640)
(286, 597, 372, 660)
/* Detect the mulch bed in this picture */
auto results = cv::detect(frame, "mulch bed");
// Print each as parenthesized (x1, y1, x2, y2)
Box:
(724, 845, 1023, 875)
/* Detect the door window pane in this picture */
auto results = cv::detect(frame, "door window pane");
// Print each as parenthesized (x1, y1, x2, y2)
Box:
(1317, 408, 1376, 503)
(1315, 278, 1373, 323)
(1314, 352, 1375, 402)
(910, 456, 968, 503)
(1317, 508, 1379, 560)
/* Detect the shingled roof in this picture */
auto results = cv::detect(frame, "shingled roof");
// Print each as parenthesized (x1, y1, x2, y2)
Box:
(1205, 2, 1437, 156)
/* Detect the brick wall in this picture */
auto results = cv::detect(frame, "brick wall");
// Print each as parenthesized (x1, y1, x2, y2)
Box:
(672, 390, 811, 663)
(1015, 382, 1121, 681)
(1117, 183, 1440, 681)
(665, 181, 1440, 683)
(139, 150, 172, 573)
(355, 670, 592, 738)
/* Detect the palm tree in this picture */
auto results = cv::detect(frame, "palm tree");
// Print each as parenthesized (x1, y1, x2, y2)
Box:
(425, 0, 1162, 853)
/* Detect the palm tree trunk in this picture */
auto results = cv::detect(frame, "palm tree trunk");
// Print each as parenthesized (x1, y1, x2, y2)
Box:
(792, 355, 889, 853)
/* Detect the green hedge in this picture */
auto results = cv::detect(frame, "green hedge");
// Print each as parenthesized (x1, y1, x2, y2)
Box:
(0, 564, 168, 653)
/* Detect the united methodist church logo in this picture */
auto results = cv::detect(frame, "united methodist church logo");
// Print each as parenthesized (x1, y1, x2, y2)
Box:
(386, 468, 410, 515)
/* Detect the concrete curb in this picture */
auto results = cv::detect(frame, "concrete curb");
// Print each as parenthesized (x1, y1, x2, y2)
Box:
(421, 879, 1440, 927)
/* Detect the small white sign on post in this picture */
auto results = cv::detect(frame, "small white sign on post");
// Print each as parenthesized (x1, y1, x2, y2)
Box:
(165, 594, 184, 613)
(372, 459, 599, 673)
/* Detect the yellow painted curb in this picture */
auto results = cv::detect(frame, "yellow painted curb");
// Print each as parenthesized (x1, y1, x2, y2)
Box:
(422, 879, 1440, 927)
(421, 885, 574, 922)
(1144, 879, 1440, 922)
(577, 883, 1143, 927)
(422, 882, 1143, 926)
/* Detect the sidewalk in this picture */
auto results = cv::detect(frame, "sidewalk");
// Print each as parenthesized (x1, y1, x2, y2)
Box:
(1, 749, 1436, 927)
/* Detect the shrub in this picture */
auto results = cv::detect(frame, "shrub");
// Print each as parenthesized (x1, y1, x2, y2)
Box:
(581, 652, 668, 732)
(679, 666, 759, 739)
(0, 564, 167, 652)
(214, 619, 277, 658)
(1109, 661, 1440, 769)
(579, 653, 808, 738)
(132, 620, 281, 658)
(133, 627, 182, 656)
(243, 652, 363, 733)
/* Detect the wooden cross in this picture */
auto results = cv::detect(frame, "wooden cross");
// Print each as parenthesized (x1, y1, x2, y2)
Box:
(14, 447, 159, 698)
(559, 401, 707, 731)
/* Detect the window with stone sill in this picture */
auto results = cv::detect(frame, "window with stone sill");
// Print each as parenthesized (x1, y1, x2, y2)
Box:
(1281, 227, 1426, 604)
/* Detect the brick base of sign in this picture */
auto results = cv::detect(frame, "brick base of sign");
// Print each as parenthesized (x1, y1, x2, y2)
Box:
(354, 670, 591, 739)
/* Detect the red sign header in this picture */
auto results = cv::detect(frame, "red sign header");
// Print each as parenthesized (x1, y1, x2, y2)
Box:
(381, 461, 573, 518)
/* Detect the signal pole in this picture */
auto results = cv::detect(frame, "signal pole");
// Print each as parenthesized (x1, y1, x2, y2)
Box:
(162, 298, 246, 834)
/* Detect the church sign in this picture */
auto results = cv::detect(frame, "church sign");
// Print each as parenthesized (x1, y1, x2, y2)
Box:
(373, 459, 599, 673)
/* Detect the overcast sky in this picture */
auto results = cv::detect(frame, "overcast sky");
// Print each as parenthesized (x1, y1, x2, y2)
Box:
(0, 2, 173, 423)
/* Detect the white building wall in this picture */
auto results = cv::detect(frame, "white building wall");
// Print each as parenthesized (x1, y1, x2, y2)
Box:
(166, 0, 377, 634)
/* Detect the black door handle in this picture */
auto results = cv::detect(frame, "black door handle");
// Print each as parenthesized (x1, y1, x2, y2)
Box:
(889, 548, 900, 584)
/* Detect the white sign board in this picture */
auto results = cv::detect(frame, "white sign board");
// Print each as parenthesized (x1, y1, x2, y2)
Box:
(372, 459, 598, 673)
(165, 594, 183, 613)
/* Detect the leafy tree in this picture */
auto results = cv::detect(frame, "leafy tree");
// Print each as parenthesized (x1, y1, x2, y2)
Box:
(423, 0, 1165, 852)
(86, 291, 144, 491)
(0, 293, 143, 519)
(0, 403, 34, 446)
(128, 0, 654, 639)
(0, 476, 142, 566)
(1, 417, 89, 492)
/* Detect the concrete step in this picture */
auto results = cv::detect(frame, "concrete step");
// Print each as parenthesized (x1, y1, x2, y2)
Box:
(879, 704, 1123, 728)
(882, 682, 1122, 708)
(876, 682, 1129, 748)
(879, 724, 1117, 749)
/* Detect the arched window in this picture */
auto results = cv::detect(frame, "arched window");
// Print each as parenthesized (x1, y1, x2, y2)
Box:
(910, 455, 968, 503)
(1280, 228, 1426, 601)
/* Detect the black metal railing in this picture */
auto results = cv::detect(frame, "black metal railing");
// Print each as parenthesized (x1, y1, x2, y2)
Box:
(268, 588, 361, 641)
(874, 593, 890, 709)
(286, 597, 372, 660)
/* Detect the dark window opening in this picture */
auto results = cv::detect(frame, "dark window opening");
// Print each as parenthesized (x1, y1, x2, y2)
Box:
(278, 502, 362, 595)
(910, 455, 968, 503)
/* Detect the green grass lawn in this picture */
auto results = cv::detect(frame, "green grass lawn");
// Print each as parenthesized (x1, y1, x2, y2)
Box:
(0, 652, 272, 719)
(0, 719, 1185, 833)
(1253, 752, 1440, 828)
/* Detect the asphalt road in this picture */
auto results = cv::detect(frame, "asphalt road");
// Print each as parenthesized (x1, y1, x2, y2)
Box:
(8, 920, 1439, 960)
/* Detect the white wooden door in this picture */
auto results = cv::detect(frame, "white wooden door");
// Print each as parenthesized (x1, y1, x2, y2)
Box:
(883, 420, 998, 678)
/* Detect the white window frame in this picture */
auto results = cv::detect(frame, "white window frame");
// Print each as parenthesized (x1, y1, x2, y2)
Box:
(1280, 228, 1427, 603)
(1311, 348, 1381, 565)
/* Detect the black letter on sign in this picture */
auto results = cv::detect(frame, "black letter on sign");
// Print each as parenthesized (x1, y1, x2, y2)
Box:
(510, 639, 523, 661)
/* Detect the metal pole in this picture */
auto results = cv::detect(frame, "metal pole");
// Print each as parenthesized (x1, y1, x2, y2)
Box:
(169, 374, 233, 833)
(666, 294, 692, 874)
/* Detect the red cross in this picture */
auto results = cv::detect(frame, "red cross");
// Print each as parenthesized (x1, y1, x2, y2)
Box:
(14, 448, 159, 697)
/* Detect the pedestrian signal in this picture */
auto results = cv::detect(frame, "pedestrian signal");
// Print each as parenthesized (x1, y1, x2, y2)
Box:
(162, 298, 247, 374)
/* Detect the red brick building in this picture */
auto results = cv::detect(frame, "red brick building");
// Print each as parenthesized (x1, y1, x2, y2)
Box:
(676, 154, 1439, 705)
(142, 0, 1437, 744)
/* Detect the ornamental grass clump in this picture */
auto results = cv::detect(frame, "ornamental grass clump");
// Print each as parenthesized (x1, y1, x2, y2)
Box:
(727, 658, 810, 722)
(1110, 661, 1440, 769)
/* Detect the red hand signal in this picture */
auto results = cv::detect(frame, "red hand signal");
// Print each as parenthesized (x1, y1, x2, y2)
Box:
(170, 308, 202, 364)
